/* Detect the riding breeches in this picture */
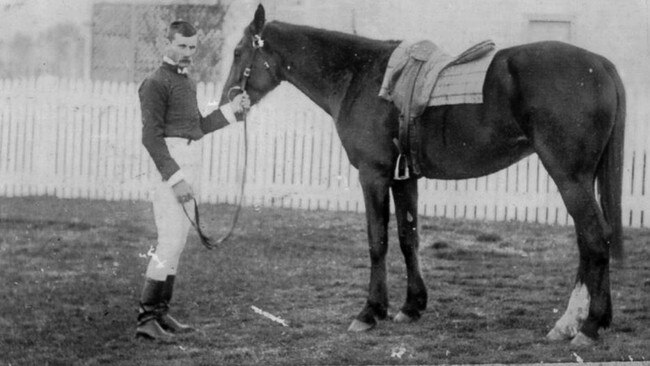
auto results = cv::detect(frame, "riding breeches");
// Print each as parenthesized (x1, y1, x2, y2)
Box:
(145, 137, 203, 281)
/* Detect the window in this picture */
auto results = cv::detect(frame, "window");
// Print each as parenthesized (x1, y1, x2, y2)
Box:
(526, 14, 574, 43)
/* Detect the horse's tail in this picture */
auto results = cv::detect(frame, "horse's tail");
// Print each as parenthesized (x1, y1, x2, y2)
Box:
(597, 61, 626, 260)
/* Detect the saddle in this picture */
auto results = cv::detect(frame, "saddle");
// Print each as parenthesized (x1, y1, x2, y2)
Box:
(379, 40, 496, 179)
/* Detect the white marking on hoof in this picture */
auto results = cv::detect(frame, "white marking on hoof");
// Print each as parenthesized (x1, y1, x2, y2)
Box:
(570, 332, 596, 348)
(548, 283, 590, 341)
(572, 352, 584, 363)
(347, 319, 375, 332)
(546, 327, 573, 341)
(393, 311, 416, 323)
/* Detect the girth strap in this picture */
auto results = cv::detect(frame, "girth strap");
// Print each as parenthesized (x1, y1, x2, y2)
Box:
(395, 58, 428, 180)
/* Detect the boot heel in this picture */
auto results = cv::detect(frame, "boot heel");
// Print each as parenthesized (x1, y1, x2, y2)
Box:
(136, 318, 175, 343)
(160, 313, 195, 334)
(137, 278, 175, 342)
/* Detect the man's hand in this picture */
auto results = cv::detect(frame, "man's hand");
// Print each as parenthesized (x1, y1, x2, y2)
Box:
(229, 91, 250, 114)
(172, 179, 194, 204)
(203, 91, 250, 118)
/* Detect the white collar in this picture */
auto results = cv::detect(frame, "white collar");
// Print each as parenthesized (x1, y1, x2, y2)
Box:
(163, 56, 177, 65)
(163, 56, 188, 74)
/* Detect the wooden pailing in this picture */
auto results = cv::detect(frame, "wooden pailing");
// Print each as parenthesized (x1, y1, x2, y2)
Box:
(1, 76, 648, 227)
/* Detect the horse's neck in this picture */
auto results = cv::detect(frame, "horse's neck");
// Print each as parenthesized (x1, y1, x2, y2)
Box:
(265, 22, 394, 119)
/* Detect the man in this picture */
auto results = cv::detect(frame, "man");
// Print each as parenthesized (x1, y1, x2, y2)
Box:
(136, 20, 250, 341)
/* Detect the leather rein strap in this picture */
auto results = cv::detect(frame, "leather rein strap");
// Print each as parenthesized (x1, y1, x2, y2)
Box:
(184, 34, 269, 249)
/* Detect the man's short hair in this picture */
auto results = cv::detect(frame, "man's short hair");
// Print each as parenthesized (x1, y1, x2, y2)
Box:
(167, 21, 197, 41)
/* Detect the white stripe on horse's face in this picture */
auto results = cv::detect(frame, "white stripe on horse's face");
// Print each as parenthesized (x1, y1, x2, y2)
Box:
(547, 283, 590, 340)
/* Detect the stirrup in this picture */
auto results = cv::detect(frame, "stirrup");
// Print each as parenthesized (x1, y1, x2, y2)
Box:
(394, 154, 410, 180)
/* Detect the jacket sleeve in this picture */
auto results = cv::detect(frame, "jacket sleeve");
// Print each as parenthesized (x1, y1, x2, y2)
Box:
(139, 78, 180, 181)
(200, 103, 238, 134)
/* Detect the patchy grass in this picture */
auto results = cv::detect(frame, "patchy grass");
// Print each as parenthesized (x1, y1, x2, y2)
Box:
(475, 233, 503, 243)
(0, 196, 649, 365)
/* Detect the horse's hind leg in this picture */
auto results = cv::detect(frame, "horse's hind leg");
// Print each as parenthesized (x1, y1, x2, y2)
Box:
(541, 171, 612, 346)
(348, 169, 391, 332)
(391, 177, 427, 323)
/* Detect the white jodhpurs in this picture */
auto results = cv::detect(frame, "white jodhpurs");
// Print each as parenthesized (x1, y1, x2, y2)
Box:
(145, 137, 203, 281)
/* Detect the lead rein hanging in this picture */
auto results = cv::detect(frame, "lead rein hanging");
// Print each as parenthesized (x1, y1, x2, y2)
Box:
(185, 33, 265, 248)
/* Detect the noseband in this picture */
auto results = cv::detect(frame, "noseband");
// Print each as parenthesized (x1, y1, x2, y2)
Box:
(227, 33, 278, 103)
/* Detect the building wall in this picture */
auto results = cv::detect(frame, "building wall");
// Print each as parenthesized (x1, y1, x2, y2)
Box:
(5, 0, 646, 85)
(91, 2, 230, 82)
(1, 0, 234, 80)
(260, 0, 649, 88)
(0, 0, 92, 79)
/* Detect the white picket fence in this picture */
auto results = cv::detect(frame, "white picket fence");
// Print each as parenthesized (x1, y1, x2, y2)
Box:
(1, 76, 649, 227)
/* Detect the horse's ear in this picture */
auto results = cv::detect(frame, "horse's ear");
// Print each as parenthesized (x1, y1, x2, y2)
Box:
(252, 4, 265, 34)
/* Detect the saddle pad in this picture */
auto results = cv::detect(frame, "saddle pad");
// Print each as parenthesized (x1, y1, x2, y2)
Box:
(378, 40, 452, 116)
(379, 40, 496, 111)
(429, 48, 496, 106)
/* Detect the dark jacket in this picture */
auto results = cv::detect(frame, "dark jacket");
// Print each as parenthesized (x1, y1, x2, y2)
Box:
(139, 62, 231, 181)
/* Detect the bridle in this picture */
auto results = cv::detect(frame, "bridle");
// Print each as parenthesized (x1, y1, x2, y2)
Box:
(226, 34, 279, 101)
(185, 32, 276, 249)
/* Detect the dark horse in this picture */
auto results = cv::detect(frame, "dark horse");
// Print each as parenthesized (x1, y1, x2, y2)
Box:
(220, 5, 625, 347)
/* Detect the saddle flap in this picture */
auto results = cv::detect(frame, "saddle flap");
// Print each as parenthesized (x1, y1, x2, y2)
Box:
(379, 39, 498, 179)
(409, 40, 437, 61)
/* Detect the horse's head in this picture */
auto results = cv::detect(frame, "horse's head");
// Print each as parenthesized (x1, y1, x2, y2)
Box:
(219, 4, 282, 107)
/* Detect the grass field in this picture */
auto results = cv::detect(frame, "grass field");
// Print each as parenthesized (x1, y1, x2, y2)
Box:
(1, 196, 649, 365)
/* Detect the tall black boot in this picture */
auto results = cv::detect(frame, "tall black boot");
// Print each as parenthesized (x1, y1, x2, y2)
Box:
(158, 275, 195, 333)
(135, 278, 174, 342)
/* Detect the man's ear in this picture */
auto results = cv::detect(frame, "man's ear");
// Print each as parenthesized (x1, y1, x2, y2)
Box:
(163, 35, 173, 49)
(251, 4, 265, 34)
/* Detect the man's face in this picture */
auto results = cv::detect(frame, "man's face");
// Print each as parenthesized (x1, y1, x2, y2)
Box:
(165, 33, 198, 68)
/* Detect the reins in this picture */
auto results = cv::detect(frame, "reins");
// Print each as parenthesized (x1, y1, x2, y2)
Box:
(184, 33, 270, 249)
(182, 198, 217, 247)
(181, 101, 247, 249)
(214, 87, 249, 245)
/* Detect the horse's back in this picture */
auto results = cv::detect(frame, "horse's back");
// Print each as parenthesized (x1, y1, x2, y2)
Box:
(496, 41, 619, 111)
(417, 41, 622, 180)
(498, 40, 614, 70)
(493, 41, 621, 174)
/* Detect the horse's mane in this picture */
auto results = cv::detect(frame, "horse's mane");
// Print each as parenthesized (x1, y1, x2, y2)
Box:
(260, 21, 399, 75)
(263, 21, 398, 51)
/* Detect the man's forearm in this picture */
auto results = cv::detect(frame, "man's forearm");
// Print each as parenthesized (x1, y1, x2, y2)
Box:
(200, 104, 238, 134)
(142, 131, 180, 181)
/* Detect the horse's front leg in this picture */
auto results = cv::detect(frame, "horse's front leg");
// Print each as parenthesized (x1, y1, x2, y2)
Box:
(391, 177, 427, 323)
(348, 169, 391, 332)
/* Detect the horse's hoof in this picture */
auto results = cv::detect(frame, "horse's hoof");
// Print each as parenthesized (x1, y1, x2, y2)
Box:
(546, 327, 572, 341)
(393, 311, 418, 323)
(570, 332, 596, 348)
(546, 322, 579, 341)
(347, 319, 375, 332)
